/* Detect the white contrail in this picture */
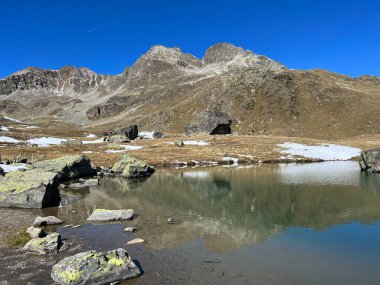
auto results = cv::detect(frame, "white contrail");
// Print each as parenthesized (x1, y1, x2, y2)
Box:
(85, 23, 110, 33)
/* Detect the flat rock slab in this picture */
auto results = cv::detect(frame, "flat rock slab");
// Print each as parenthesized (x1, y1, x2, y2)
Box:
(87, 209, 134, 221)
(23, 232, 61, 254)
(33, 216, 63, 226)
(51, 248, 141, 285)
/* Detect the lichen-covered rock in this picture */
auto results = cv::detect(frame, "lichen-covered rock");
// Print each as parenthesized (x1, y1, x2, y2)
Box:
(51, 248, 141, 285)
(87, 209, 134, 221)
(23, 232, 61, 254)
(360, 148, 380, 172)
(33, 155, 96, 180)
(0, 169, 60, 208)
(33, 216, 63, 226)
(26, 226, 47, 239)
(111, 154, 155, 178)
(106, 134, 130, 143)
(185, 111, 232, 135)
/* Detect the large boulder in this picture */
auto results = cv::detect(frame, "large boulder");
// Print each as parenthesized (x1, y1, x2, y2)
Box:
(23, 232, 61, 254)
(87, 209, 134, 221)
(0, 169, 61, 208)
(124, 125, 138, 140)
(105, 134, 130, 143)
(359, 148, 380, 172)
(33, 155, 96, 180)
(111, 154, 155, 178)
(185, 111, 232, 135)
(51, 248, 141, 285)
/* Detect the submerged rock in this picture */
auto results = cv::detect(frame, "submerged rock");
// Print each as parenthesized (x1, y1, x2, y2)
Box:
(26, 226, 47, 239)
(185, 111, 232, 135)
(0, 169, 60, 208)
(87, 209, 134, 221)
(360, 148, 380, 172)
(69, 178, 99, 189)
(111, 154, 155, 178)
(23, 232, 61, 254)
(33, 216, 63, 226)
(51, 248, 141, 285)
(33, 155, 96, 181)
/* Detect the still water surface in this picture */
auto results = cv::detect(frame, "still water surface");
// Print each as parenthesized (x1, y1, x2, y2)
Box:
(45, 162, 380, 284)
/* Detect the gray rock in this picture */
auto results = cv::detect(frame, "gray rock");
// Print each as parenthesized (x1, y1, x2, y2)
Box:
(33, 155, 96, 181)
(33, 216, 63, 226)
(126, 238, 145, 245)
(50, 248, 140, 285)
(106, 134, 130, 143)
(111, 154, 155, 178)
(174, 140, 184, 147)
(0, 169, 61, 208)
(153, 131, 164, 139)
(87, 209, 134, 221)
(23, 233, 61, 254)
(124, 227, 136, 232)
(0, 167, 4, 176)
(185, 111, 232, 135)
(360, 148, 380, 172)
(26, 226, 47, 239)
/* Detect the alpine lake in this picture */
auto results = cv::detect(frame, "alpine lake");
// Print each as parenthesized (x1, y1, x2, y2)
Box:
(1, 161, 380, 285)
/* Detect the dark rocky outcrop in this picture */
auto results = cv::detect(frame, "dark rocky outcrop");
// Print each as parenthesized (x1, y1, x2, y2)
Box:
(185, 111, 232, 135)
(124, 125, 138, 140)
(359, 148, 380, 172)
(111, 154, 155, 178)
(51, 248, 141, 285)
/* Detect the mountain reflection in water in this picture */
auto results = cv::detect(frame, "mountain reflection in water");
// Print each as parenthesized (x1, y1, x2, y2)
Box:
(55, 161, 380, 253)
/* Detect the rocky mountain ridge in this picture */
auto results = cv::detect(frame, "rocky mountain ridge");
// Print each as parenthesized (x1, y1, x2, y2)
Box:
(0, 43, 379, 139)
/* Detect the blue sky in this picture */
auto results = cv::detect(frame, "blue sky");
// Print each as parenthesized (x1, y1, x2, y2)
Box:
(1, 0, 379, 78)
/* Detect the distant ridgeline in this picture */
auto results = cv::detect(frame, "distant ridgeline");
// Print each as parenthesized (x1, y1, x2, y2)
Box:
(0, 43, 379, 139)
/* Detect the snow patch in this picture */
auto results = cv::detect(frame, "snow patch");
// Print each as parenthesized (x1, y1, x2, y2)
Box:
(4, 116, 24, 124)
(0, 163, 29, 173)
(0, 136, 20, 143)
(0, 126, 10, 132)
(27, 137, 67, 147)
(222, 157, 239, 166)
(278, 142, 361, 161)
(86, 134, 97, 138)
(120, 145, 144, 150)
(139, 131, 154, 139)
(82, 138, 105, 144)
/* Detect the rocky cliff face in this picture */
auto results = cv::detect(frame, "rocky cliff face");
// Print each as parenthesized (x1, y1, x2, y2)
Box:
(0, 43, 379, 139)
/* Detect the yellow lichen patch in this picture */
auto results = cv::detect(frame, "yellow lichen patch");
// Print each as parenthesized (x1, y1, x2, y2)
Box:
(108, 257, 125, 266)
(59, 269, 83, 283)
